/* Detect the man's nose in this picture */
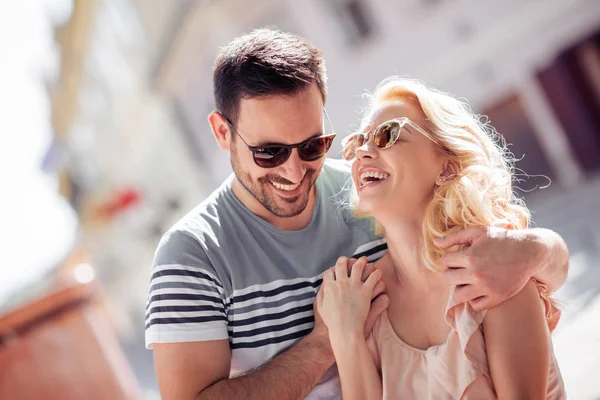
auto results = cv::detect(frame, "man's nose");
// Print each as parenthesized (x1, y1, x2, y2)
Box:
(278, 150, 306, 183)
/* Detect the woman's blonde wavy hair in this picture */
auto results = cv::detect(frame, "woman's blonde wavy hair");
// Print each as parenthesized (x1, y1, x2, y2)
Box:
(351, 77, 531, 273)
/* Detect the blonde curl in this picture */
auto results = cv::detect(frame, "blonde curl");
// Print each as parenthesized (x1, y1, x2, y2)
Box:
(351, 77, 530, 273)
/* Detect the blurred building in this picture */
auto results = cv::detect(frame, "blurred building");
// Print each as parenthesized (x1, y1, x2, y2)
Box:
(153, 0, 600, 190)
(8, 0, 597, 397)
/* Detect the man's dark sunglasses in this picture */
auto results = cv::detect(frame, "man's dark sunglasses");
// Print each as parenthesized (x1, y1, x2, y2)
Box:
(218, 111, 336, 169)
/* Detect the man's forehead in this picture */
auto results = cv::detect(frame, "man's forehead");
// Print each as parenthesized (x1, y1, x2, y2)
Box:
(239, 84, 322, 116)
(238, 106, 323, 128)
(237, 105, 325, 145)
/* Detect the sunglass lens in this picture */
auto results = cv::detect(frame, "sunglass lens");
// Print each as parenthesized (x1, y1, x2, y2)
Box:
(341, 134, 363, 160)
(253, 147, 290, 168)
(374, 121, 401, 149)
(300, 136, 333, 161)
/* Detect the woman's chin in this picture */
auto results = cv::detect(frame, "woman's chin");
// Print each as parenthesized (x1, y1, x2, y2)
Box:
(356, 198, 377, 216)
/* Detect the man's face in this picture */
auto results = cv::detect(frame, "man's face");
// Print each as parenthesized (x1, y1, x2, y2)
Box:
(230, 83, 328, 218)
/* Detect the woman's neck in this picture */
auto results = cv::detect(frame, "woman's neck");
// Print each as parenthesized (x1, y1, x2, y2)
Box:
(379, 214, 441, 288)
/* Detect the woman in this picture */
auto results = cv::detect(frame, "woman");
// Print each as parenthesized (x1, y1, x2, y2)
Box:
(316, 78, 565, 399)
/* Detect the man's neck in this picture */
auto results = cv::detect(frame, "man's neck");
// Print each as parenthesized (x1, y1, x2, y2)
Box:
(231, 178, 317, 231)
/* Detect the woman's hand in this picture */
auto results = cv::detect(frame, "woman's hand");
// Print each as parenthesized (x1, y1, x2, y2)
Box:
(316, 256, 384, 344)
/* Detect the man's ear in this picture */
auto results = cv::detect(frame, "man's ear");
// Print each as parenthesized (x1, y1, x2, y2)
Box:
(435, 160, 457, 186)
(208, 111, 232, 152)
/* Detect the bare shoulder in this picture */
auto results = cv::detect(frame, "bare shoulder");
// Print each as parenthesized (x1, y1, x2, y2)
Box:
(484, 279, 546, 325)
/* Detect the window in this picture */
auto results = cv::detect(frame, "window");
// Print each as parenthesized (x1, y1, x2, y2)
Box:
(328, 0, 375, 45)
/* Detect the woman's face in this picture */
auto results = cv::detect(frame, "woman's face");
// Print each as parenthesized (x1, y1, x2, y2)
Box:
(350, 99, 446, 221)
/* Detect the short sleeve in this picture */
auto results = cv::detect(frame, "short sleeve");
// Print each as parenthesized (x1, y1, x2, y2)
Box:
(531, 277, 561, 332)
(145, 230, 229, 349)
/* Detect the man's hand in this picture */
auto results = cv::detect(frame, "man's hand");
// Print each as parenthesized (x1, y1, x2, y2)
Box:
(435, 226, 550, 311)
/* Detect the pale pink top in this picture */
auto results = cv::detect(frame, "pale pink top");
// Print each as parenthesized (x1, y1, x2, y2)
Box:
(366, 279, 566, 399)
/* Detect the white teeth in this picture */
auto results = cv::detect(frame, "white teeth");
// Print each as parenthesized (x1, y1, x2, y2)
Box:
(272, 181, 301, 191)
(359, 170, 390, 187)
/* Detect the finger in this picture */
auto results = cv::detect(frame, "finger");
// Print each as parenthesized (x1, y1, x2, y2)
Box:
(334, 257, 349, 280)
(371, 280, 385, 299)
(440, 251, 471, 269)
(434, 226, 487, 249)
(347, 257, 358, 272)
(441, 267, 475, 286)
(346, 258, 358, 278)
(351, 257, 368, 283)
(361, 262, 375, 282)
(364, 268, 383, 291)
(364, 294, 390, 336)
(322, 268, 335, 283)
(453, 284, 484, 304)
(314, 286, 323, 308)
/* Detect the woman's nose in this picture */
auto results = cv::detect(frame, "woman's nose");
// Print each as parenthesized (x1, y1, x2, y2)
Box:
(355, 133, 378, 160)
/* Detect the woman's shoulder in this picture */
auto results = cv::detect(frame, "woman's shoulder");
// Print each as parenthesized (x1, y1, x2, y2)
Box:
(483, 279, 559, 331)
(446, 278, 559, 333)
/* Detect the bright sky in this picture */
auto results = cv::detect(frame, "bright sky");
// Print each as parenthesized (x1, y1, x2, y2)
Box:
(0, 0, 78, 307)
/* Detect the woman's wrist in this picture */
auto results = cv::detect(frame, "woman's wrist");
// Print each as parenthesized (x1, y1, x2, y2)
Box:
(330, 328, 367, 355)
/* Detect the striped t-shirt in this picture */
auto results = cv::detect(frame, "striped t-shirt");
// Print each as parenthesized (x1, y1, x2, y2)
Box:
(145, 158, 386, 399)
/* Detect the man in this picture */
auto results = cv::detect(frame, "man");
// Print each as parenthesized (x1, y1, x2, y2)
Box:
(145, 28, 569, 400)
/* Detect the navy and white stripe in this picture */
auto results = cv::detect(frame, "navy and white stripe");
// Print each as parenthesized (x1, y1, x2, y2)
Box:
(144, 159, 387, 399)
(228, 239, 386, 349)
(145, 264, 229, 342)
(146, 238, 386, 351)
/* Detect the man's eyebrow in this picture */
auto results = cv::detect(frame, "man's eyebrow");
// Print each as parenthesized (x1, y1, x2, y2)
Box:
(253, 131, 325, 148)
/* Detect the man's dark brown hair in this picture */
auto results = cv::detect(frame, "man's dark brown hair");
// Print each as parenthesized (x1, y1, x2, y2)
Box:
(213, 28, 328, 124)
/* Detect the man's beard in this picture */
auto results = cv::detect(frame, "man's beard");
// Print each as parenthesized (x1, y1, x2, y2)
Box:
(230, 146, 319, 218)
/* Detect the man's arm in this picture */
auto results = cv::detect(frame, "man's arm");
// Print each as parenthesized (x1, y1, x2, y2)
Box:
(155, 300, 387, 400)
(154, 332, 334, 400)
(154, 340, 231, 400)
(436, 226, 569, 311)
(198, 334, 334, 400)
(149, 228, 336, 400)
(523, 227, 569, 292)
(154, 272, 387, 400)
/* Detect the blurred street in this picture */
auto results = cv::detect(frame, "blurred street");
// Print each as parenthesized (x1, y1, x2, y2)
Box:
(2, 0, 600, 398)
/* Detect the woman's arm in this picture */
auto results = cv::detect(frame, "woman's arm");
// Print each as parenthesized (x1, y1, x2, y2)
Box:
(316, 256, 385, 400)
(483, 280, 551, 399)
(526, 228, 569, 292)
(330, 333, 382, 400)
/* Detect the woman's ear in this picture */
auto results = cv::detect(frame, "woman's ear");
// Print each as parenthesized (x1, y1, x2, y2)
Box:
(435, 160, 457, 186)
(208, 111, 232, 152)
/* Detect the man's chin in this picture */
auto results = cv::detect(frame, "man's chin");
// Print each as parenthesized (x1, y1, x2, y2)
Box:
(280, 194, 301, 204)
(271, 199, 308, 218)
(261, 176, 315, 218)
(264, 191, 310, 217)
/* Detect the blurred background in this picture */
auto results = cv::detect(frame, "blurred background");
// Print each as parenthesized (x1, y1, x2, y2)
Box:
(1, 0, 599, 399)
